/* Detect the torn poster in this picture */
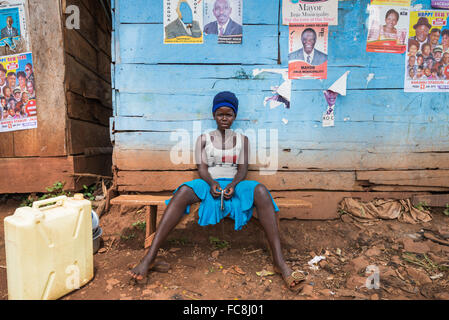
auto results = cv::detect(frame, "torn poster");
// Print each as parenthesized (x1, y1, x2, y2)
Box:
(404, 10, 449, 92)
(164, 0, 203, 44)
(282, 0, 338, 26)
(288, 23, 328, 80)
(204, 0, 243, 44)
(253, 68, 291, 109)
(322, 71, 350, 127)
(432, 0, 449, 9)
(366, 1, 409, 53)
(0, 0, 29, 53)
(0, 52, 37, 132)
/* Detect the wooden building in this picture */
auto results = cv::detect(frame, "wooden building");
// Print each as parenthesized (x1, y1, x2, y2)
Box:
(0, 0, 113, 193)
(114, 0, 448, 219)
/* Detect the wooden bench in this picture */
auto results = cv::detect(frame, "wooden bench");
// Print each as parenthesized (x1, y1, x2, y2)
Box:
(110, 195, 312, 249)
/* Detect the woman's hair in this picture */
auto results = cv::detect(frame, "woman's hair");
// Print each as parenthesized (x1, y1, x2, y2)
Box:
(408, 39, 419, 50)
(385, 9, 399, 21)
(2, 86, 10, 96)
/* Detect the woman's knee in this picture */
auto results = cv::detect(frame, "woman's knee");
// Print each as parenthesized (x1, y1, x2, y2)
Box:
(254, 184, 272, 204)
(174, 185, 197, 202)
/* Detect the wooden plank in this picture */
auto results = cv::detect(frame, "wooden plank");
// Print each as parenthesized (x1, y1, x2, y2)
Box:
(118, 24, 278, 65)
(116, 91, 449, 124)
(65, 0, 110, 55)
(0, 157, 74, 193)
(116, 170, 360, 192)
(72, 153, 113, 190)
(67, 119, 112, 155)
(0, 132, 14, 157)
(15, 0, 68, 157)
(113, 148, 449, 171)
(118, 0, 279, 24)
(66, 91, 112, 126)
(411, 194, 449, 208)
(65, 54, 112, 105)
(356, 170, 449, 188)
(114, 64, 409, 93)
(64, 28, 98, 73)
(113, 118, 449, 150)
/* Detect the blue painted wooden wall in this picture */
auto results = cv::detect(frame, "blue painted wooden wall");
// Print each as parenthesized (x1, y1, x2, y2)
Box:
(111, 0, 449, 193)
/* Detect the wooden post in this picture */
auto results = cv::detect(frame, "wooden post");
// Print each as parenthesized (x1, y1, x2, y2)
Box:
(144, 205, 158, 248)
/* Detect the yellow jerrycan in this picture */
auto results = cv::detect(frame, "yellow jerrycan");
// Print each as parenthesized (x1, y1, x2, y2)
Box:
(4, 194, 94, 300)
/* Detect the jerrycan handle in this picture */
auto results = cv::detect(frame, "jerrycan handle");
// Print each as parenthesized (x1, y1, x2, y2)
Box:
(32, 195, 68, 210)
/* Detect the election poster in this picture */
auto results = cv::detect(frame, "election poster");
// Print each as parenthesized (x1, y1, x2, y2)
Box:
(288, 23, 328, 80)
(404, 10, 449, 92)
(204, 0, 243, 44)
(366, 1, 409, 53)
(0, 0, 29, 52)
(0, 52, 37, 132)
(282, 0, 338, 26)
(164, 0, 203, 44)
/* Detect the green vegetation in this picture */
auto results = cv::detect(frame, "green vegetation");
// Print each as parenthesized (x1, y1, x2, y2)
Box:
(414, 201, 429, 211)
(82, 184, 97, 201)
(209, 236, 229, 249)
(132, 220, 146, 231)
(20, 181, 71, 207)
(443, 204, 449, 216)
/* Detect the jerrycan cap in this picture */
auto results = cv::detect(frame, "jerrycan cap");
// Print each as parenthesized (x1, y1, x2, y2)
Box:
(73, 193, 85, 200)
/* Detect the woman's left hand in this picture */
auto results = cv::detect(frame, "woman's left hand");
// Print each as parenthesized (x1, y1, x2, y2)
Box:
(223, 185, 235, 199)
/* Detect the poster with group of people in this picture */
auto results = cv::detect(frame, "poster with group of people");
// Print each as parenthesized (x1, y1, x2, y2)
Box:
(164, 0, 243, 44)
(0, 52, 37, 132)
(404, 10, 449, 92)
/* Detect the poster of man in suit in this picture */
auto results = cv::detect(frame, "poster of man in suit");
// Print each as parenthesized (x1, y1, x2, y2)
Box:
(288, 23, 328, 79)
(204, 0, 243, 44)
(0, 1, 28, 53)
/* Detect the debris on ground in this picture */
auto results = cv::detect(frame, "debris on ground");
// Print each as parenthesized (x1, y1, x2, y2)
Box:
(1, 197, 449, 300)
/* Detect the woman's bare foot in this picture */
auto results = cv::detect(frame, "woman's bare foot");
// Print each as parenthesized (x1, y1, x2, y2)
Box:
(274, 263, 306, 292)
(128, 258, 155, 281)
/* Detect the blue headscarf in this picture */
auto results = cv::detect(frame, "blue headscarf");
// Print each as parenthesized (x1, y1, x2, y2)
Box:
(212, 91, 239, 116)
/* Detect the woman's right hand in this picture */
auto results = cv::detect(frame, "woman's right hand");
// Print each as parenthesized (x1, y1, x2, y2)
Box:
(210, 182, 222, 198)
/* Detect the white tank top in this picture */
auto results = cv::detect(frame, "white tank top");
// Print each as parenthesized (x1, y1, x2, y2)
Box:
(205, 131, 243, 179)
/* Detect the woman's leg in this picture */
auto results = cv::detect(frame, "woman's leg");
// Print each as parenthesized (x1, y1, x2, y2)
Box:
(129, 185, 200, 280)
(253, 184, 301, 287)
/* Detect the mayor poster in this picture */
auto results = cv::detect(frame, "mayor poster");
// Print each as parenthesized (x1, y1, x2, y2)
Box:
(288, 23, 328, 80)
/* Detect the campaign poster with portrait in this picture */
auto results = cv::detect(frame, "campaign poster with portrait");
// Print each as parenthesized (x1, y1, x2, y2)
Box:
(404, 10, 449, 92)
(282, 0, 338, 26)
(164, 0, 203, 44)
(204, 0, 243, 44)
(0, 52, 37, 132)
(366, 2, 409, 53)
(0, 1, 28, 52)
(288, 23, 328, 80)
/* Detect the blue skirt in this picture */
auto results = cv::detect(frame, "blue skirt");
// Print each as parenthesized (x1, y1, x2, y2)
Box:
(165, 178, 279, 231)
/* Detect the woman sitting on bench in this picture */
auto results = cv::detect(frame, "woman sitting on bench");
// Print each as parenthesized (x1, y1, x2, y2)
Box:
(129, 91, 305, 291)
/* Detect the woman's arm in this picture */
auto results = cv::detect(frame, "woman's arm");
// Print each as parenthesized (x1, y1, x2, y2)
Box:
(223, 135, 249, 199)
(195, 134, 222, 198)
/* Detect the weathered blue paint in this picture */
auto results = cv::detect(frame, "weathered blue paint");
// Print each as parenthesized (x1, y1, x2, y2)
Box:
(112, 0, 449, 175)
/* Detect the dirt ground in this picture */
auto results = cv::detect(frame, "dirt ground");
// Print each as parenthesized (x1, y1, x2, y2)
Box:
(1, 195, 449, 301)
